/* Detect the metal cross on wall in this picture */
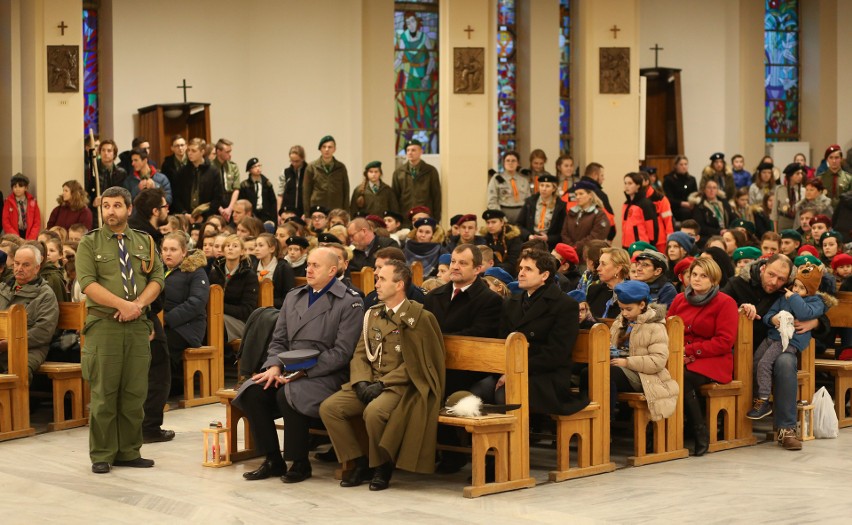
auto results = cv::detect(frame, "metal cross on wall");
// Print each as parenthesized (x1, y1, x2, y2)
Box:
(176, 79, 193, 103)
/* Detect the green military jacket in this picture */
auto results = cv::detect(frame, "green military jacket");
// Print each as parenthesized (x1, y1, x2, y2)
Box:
(76, 226, 164, 319)
(303, 157, 350, 212)
(211, 158, 242, 193)
(820, 169, 852, 208)
(392, 160, 441, 224)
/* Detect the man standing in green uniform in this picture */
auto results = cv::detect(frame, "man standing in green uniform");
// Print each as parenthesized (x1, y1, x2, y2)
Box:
(392, 139, 441, 226)
(76, 186, 164, 474)
(303, 135, 350, 212)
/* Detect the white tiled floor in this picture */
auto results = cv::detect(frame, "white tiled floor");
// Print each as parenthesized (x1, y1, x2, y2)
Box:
(1, 403, 848, 524)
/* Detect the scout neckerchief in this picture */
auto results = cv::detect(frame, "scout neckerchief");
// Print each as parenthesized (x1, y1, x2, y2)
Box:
(113, 232, 138, 300)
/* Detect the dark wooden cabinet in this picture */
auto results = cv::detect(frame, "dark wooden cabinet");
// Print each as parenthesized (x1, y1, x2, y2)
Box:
(641, 68, 682, 177)
(137, 103, 211, 166)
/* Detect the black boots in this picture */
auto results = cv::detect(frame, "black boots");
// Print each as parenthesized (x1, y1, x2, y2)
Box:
(684, 390, 709, 457)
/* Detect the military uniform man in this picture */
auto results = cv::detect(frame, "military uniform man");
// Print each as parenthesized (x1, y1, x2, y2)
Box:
(302, 135, 350, 212)
(320, 260, 445, 491)
(76, 186, 164, 474)
(392, 139, 441, 226)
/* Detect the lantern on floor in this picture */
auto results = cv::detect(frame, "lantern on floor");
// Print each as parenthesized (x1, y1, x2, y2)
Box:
(202, 420, 231, 467)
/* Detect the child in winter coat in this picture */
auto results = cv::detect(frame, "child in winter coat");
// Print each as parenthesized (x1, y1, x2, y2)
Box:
(747, 263, 835, 419)
(3, 173, 41, 239)
(608, 280, 679, 421)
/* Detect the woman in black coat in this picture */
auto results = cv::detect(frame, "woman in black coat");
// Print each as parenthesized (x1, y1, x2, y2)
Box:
(690, 178, 735, 238)
(516, 174, 566, 249)
(160, 233, 210, 378)
(209, 234, 259, 343)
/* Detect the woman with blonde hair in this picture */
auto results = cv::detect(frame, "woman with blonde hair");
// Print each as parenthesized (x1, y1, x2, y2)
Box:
(47, 180, 92, 230)
(586, 247, 630, 319)
(209, 234, 258, 342)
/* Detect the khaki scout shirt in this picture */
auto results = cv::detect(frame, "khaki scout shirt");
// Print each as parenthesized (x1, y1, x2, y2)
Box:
(76, 226, 165, 318)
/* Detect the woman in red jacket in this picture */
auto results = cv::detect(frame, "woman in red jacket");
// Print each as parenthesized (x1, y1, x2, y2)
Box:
(668, 257, 738, 457)
(47, 180, 93, 231)
(621, 172, 657, 249)
(2, 172, 41, 240)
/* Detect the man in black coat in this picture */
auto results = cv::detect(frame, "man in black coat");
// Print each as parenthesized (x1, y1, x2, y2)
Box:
(239, 157, 278, 223)
(127, 188, 173, 443)
(172, 138, 224, 222)
(424, 243, 503, 473)
(347, 218, 398, 273)
(495, 249, 587, 415)
(664, 158, 699, 223)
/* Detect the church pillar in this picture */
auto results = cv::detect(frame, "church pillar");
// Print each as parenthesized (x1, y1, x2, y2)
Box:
(438, 0, 494, 224)
(18, 0, 83, 216)
(361, 0, 395, 178)
(801, 0, 839, 158)
(0, 0, 23, 186)
(517, 0, 560, 163)
(736, 0, 764, 167)
(573, 0, 640, 248)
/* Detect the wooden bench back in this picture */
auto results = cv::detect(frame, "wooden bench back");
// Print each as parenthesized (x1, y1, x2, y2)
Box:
(58, 302, 86, 346)
(352, 267, 375, 295)
(0, 305, 30, 431)
(410, 261, 424, 286)
(258, 279, 274, 307)
(828, 291, 852, 329)
(665, 316, 686, 451)
(572, 323, 610, 414)
(207, 285, 225, 392)
(443, 332, 529, 475)
(295, 276, 307, 287)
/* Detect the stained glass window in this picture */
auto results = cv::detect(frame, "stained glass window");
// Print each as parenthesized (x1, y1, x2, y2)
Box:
(559, 0, 572, 155)
(497, 0, 516, 169)
(764, 0, 799, 142)
(395, 1, 439, 155)
(83, 8, 98, 136)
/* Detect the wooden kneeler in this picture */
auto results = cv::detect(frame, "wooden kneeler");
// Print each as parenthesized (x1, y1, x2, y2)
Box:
(617, 316, 689, 466)
(550, 323, 616, 481)
(181, 285, 224, 408)
(0, 305, 35, 441)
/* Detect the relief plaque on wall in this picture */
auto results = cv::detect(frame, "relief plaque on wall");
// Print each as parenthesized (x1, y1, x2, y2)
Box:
(47, 45, 80, 93)
(453, 47, 484, 94)
(599, 47, 630, 94)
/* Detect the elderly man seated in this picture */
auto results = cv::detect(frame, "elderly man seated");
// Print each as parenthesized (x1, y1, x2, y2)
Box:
(0, 243, 60, 380)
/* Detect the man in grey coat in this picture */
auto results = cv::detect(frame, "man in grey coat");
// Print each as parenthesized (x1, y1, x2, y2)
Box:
(0, 244, 59, 381)
(235, 247, 363, 483)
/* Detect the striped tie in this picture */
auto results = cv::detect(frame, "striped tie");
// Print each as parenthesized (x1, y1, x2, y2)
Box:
(115, 233, 138, 300)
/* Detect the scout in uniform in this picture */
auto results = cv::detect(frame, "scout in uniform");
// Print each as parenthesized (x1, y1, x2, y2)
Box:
(76, 186, 164, 474)
(320, 259, 445, 491)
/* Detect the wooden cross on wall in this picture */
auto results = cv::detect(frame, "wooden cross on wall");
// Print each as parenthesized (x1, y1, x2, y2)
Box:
(464, 25, 475, 40)
(176, 79, 193, 103)
(610, 25, 620, 39)
(57, 21, 68, 36)
(650, 44, 664, 68)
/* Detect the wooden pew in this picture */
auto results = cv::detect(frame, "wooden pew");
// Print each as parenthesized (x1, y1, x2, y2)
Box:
(438, 333, 536, 498)
(258, 278, 273, 308)
(295, 276, 307, 287)
(36, 302, 88, 431)
(351, 268, 375, 295)
(816, 291, 852, 427)
(617, 316, 689, 466)
(550, 323, 616, 481)
(0, 305, 34, 441)
(180, 285, 224, 408)
(699, 313, 757, 452)
(410, 261, 424, 286)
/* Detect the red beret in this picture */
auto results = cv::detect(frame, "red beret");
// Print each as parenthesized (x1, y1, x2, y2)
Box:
(825, 144, 842, 159)
(407, 206, 432, 220)
(673, 257, 694, 285)
(832, 253, 852, 271)
(810, 214, 832, 228)
(455, 214, 477, 227)
(552, 243, 579, 265)
(797, 244, 819, 258)
(365, 215, 385, 229)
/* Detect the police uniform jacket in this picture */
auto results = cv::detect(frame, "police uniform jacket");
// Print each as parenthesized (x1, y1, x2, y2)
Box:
(500, 281, 588, 415)
(240, 279, 363, 418)
(343, 300, 445, 473)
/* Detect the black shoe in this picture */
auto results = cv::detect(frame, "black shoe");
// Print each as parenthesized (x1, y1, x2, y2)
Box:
(91, 462, 110, 474)
(113, 457, 155, 468)
(143, 429, 176, 444)
(282, 460, 312, 483)
(369, 462, 394, 491)
(436, 452, 467, 474)
(340, 457, 373, 487)
(315, 448, 338, 463)
(243, 459, 285, 481)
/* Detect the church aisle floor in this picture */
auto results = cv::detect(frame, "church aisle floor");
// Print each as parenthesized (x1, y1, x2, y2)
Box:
(0, 403, 849, 524)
